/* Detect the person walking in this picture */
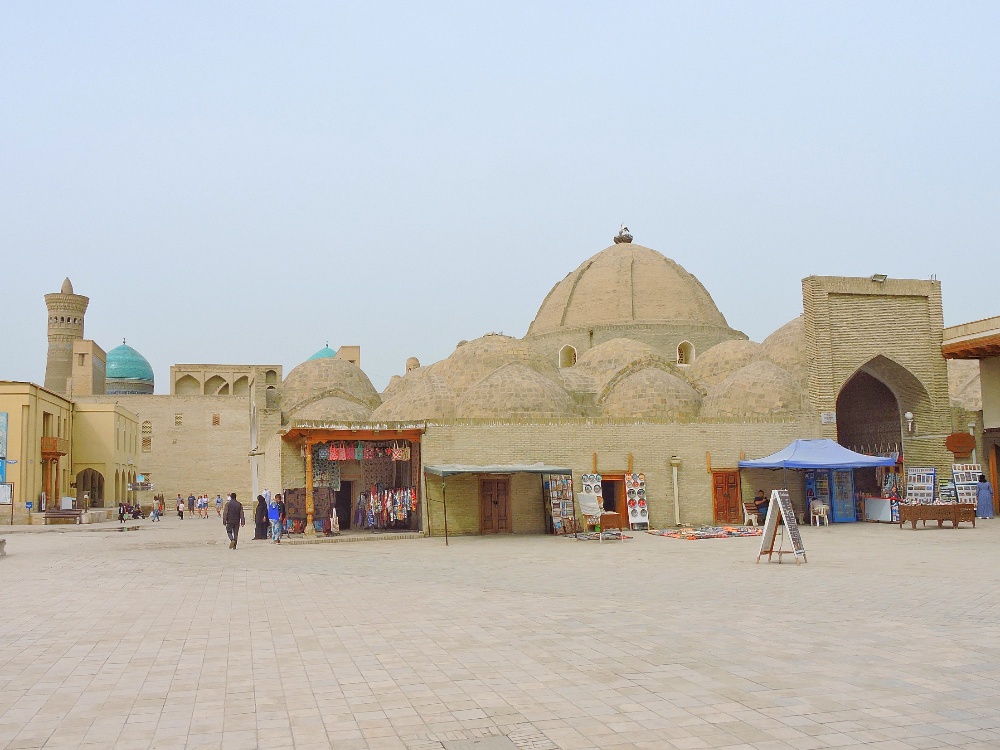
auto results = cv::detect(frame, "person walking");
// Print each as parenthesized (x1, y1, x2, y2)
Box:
(176, 494, 185, 520)
(223, 493, 245, 549)
(253, 495, 269, 540)
(118, 502, 126, 524)
(150, 497, 160, 522)
(215, 494, 223, 517)
(976, 474, 995, 519)
(268, 494, 282, 543)
(187, 492, 195, 515)
(276, 493, 287, 538)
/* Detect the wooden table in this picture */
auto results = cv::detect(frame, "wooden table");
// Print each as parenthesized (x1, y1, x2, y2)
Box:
(898, 503, 976, 529)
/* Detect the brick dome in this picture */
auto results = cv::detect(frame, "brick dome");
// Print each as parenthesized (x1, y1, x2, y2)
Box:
(688, 339, 762, 390)
(370, 369, 456, 421)
(701, 360, 806, 420)
(282, 357, 381, 417)
(576, 337, 656, 375)
(438, 334, 558, 397)
(292, 396, 373, 422)
(601, 367, 702, 420)
(760, 315, 808, 382)
(527, 244, 730, 336)
(456, 364, 578, 419)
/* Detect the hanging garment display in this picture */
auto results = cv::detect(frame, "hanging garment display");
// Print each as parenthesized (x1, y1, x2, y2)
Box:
(355, 486, 418, 531)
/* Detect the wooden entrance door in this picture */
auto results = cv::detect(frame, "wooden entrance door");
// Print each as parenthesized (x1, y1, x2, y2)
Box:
(480, 477, 511, 533)
(712, 471, 741, 524)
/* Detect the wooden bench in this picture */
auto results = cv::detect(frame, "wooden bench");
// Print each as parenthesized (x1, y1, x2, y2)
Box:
(43, 509, 85, 525)
(899, 503, 976, 530)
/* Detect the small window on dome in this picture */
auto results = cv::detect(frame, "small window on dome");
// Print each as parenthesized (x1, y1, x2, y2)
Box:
(174, 413, 183, 426)
(559, 345, 577, 368)
(141, 421, 152, 435)
(677, 341, 695, 365)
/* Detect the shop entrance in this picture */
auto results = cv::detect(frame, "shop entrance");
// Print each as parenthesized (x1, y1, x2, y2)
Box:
(334, 481, 353, 531)
(836, 370, 902, 456)
(480, 477, 511, 533)
(712, 471, 741, 524)
(599, 477, 624, 516)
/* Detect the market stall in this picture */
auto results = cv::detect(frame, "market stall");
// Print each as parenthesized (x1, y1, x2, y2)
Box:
(739, 439, 895, 523)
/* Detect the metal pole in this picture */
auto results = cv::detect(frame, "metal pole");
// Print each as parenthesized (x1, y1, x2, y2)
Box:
(442, 480, 449, 546)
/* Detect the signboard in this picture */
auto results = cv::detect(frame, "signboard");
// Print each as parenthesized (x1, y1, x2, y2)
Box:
(25, 501, 33, 510)
(757, 489, 807, 564)
(820, 411, 837, 424)
(0, 483, 12, 504)
(127, 482, 153, 492)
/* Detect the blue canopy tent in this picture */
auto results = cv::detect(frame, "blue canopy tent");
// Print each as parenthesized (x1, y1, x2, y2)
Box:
(739, 439, 895, 522)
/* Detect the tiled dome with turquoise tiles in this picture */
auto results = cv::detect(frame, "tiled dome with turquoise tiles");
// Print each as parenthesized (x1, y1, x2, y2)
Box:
(105, 342, 155, 394)
(307, 345, 337, 360)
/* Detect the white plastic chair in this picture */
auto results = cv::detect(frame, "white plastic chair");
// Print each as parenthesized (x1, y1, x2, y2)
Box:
(811, 502, 830, 526)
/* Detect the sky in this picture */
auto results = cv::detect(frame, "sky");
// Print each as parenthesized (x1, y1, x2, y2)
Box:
(2, 2, 998, 392)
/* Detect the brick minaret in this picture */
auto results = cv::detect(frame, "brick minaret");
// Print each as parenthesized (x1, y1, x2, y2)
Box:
(44, 277, 89, 395)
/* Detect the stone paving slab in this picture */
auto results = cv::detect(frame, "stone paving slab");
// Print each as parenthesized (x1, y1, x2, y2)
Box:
(0, 517, 998, 749)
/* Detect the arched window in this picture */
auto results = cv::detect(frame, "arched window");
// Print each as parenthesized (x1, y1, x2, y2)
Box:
(559, 345, 578, 368)
(677, 341, 695, 365)
(265, 369, 278, 385)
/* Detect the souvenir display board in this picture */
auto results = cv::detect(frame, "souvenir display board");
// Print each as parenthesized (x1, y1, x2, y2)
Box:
(624, 472, 649, 529)
(757, 489, 807, 564)
(905, 467, 937, 504)
(952, 463, 981, 506)
(543, 474, 576, 534)
(578, 474, 603, 524)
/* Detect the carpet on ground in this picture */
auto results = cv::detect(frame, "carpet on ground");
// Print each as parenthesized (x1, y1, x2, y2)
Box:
(648, 526, 762, 540)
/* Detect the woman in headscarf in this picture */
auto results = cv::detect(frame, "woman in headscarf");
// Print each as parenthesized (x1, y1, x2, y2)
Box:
(976, 475, 995, 519)
(253, 494, 269, 539)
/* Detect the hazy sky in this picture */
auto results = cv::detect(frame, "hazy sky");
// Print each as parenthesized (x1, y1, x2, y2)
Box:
(3, 2, 998, 392)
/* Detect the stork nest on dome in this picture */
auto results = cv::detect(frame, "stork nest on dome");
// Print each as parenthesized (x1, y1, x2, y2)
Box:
(613, 224, 633, 244)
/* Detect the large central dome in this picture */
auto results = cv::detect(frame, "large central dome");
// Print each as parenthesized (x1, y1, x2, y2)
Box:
(527, 243, 729, 336)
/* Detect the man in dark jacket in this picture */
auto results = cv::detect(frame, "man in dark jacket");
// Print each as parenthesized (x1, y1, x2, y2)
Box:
(222, 493, 245, 549)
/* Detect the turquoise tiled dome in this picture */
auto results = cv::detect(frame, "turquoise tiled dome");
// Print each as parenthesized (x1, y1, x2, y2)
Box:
(307, 345, 337, 361)
(106, 343, 154, 383)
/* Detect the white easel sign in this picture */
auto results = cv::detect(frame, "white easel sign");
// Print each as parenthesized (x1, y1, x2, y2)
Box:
(757, 489, 807, 564)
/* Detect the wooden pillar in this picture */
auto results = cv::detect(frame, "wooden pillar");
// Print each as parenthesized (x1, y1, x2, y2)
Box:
(54, 460, 60, 503)
(304, 440, 315, 536)
(42, 460, 51, 510)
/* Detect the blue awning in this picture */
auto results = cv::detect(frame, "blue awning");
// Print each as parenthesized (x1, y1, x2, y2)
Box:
(738, 439, 896, 470)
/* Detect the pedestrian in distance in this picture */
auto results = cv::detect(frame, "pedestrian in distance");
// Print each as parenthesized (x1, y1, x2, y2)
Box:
(187, 492, 195, 514)
(977, 474, 995, 519)
(276, 493, 287, 538)
(223, 493, 245, 549)
(176, 494, 185, 520)
(215, 494, 223, 517)
(253, 494, 269, 540)
(150, 498, 160, 522)
(268, 494, 282, 543)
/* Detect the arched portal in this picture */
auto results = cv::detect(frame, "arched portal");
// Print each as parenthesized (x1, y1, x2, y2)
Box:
(836, 371, 902, 455)
(76, 468, 105, 507)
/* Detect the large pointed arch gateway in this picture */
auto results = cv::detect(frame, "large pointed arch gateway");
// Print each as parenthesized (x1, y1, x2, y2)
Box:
(835, 355, 929, 498)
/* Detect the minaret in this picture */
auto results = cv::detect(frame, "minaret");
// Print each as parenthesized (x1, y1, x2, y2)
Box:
(44, 278, 89, 395)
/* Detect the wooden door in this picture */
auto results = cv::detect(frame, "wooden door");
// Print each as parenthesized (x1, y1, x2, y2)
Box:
(480, 477, 511, 533)
(712, 471, 741, 524)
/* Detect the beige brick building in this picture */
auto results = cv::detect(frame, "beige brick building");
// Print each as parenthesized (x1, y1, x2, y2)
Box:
(16, 234, 981, 531)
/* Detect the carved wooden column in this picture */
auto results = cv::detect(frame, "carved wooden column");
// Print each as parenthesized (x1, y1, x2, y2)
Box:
(304, 439, 315, 536)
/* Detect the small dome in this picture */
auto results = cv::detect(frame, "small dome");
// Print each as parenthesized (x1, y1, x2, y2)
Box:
(371, 369, 456, 421)
(292, 396, 372, 422)
(106, 343, 154, 383)
(602, 367, 702, 420)
(437, 334, 559, 396)
(760, 316, 807, 382)
(701, 360, 806, 420)
(282, 357, 381, 416)
(307, 345, 337, 361)
(456, 364, 578, 419)
(688, 340, 762, 390)
(577, 338, 656, 375)
(527, 244, 730, 336)
(61, 277, 74, 294)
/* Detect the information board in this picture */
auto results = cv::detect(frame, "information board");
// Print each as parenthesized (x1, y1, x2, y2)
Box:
(757, 489, 807, 564)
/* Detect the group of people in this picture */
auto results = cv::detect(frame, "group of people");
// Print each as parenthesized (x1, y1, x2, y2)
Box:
(117, 502, 144, 522)
(221, 490, 286, 549)
(174, 492, 223, 520)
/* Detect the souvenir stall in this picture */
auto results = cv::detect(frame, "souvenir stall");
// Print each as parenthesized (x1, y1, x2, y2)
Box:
(282, 425, 424, 536)
(739, 439, 895, 523)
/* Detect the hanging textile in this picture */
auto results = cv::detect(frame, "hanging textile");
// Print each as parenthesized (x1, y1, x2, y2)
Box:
(311, 444, 342, 491)
(354, 486, 418, 531)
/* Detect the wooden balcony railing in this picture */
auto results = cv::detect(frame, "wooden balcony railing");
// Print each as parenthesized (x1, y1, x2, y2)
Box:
(40, 436, 69, 457)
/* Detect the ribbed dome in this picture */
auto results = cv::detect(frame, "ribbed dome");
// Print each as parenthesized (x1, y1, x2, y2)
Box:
(106, 343, 154, 383)
(701, 361, 805, 420)
(688, 340, 762, 390)
(437, 334, 558, 396)
(601, 367, 702, 420)
(291, 396, 373, 422)
(282, 357, 381, 416)
(61, 277, 74, 294)
(527, 244, 729, 336)
(371, 369, 456, 421)
(456, 364, 578, 419)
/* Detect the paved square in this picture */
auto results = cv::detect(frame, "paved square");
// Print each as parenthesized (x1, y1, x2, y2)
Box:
(1, 518, 998, 749)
